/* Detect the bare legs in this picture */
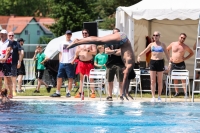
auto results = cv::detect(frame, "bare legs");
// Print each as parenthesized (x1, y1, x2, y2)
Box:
(36, 79, 48, 91)
(56, 77, 73, 92)
(17, 75, 23, 91)
(78, 73, 95, 95)
(174, 79, 186, 94)
(4, 77, 13, 98)
(11, 76, 17, 94)
(122, 66, 133, 100)
(108, 82, 123, 97)
(157, 72, 163, 97)
(150, 71, 163, 99)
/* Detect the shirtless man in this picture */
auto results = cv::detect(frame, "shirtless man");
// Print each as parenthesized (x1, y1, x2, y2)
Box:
(167, 33, 194, 97)
(68, 29, 135, 100)
(72, 29, 97, 98)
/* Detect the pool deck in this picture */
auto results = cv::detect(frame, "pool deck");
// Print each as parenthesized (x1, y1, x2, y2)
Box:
(10, 96, 200, 102)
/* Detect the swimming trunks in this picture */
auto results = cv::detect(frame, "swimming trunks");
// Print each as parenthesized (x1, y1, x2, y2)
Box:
(171, 61, 186, 70)
(151, 46, 164, 52)
(75, 59, 94, 76)
(119, 32, 128, 45)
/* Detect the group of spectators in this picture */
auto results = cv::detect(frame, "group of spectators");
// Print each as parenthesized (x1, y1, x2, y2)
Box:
(1, 27, 196, 102)
(49, 28, 125, 101)
(48, 28, 196, 102)
(0, 29, 26, 99)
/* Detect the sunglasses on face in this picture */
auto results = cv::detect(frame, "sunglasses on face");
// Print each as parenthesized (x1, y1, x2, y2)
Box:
(153, 34, 159, 37)
(181, 37, 186, 39)
(82, 32, 88, 35)
(9, 35, 14, 37)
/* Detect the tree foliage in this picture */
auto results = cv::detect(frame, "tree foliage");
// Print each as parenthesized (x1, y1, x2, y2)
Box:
(95, 0, 142, 29)
(49, 0, 97, 36)
(0, 0, 51, 16)
(0, 0, 141, 34)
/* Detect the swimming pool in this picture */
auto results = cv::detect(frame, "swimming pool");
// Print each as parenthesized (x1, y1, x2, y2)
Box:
(0, 101, 200, 133)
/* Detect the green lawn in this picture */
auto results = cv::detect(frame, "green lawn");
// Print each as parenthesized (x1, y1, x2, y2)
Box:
(16, 87, 200, 99)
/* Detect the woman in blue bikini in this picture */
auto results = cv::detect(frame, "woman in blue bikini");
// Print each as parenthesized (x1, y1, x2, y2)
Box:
(137, 31, 169, 102)
(67, 30, 135, 100)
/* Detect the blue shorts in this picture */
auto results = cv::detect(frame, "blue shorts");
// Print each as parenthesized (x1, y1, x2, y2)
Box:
(57, 63, 75, 78)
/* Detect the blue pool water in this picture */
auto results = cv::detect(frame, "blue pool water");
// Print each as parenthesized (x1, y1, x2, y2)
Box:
(1, 101, 200, 133)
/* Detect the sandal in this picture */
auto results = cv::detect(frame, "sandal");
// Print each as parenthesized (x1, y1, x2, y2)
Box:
(106, 96, 113, 101)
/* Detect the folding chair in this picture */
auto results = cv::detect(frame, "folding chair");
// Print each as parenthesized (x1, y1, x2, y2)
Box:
(165, 69, 190, 102)
(81, 69, 106, 101)
(128, 69, 141, 99)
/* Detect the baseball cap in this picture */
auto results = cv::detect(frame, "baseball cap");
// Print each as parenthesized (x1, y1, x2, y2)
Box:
(17, 38, 25, 42)
(65, 30, 72, 34)
(0, 29, 7, 34)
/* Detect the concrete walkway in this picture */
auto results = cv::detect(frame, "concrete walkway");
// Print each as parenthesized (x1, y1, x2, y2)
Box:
(10, 96, 200, 102)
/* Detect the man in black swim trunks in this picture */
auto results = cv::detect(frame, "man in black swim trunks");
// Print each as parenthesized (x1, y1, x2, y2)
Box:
(167, 33, 194, 97)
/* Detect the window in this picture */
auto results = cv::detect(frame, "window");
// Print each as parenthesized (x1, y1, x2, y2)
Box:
(37, 30, 40, 35)
(25, 30, 28, 35)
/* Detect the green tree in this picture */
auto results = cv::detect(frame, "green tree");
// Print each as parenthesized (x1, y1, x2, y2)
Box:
(94, 0, 142, 29)
(49, 0, 97, 37)
(38, 36, 54, 44)
(0, 0, 51, 16)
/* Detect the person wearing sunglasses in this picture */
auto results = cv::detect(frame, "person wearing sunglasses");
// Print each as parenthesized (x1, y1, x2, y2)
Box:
(68, 29, 136, 101)
(6, 32, 22, 96)
(71, 29, 97, 99)
(167, 33, 194, 97)
(0, 29, 13, 98)
(138, 31, 169, 102)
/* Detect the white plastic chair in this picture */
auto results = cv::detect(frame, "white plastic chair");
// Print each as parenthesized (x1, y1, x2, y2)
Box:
(81, 69, 106, 101)
(165, 69, 190, 102)
(129, 69, 141, 99)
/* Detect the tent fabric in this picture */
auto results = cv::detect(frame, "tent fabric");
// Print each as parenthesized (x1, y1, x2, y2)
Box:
(117, 0, 200, 20)
(44, 29, 113, 59)
(115, 0, 200, 78)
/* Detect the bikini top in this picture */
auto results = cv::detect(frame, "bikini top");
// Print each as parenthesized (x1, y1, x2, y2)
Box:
(151, 45, 164, 52)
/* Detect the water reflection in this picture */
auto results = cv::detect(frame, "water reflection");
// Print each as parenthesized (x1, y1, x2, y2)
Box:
(0, 101, 200, 132)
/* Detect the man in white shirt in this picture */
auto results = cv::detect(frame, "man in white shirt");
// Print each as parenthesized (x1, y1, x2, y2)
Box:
(50, 30, 76, 97)
(0, 29, 13, 98)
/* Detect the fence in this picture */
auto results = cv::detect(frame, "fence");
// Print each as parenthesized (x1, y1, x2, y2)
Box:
(19, 58, 58, 90)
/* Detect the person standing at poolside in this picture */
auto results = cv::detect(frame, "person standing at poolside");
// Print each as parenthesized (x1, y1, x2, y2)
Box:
(17, 38, 26, 92)
(94, 45, 108, 69)
(138, 31, 169, 102)
(0, 30, 13, 98)
(72, 29, 97, 99)
(33, 45, 51, 93)
(50, 30, 76, 97)
(105, 28, 125, 101)
(167, 33, 194, 97)
(67, 28, 136, 100)
(6, 31, 22, 97)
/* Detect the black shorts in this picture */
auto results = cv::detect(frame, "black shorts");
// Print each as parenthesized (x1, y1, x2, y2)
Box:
(150, 59, 165, 72)
(2, 63, 11, 76)
(128, 69, 136, 80)
(36, 70, 44, 79)
(17, 61, 26, 76)
(171, 61, 186, 70)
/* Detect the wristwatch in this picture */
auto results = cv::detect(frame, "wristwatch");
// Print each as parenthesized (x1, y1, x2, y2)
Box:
(114, 49, 117, 53)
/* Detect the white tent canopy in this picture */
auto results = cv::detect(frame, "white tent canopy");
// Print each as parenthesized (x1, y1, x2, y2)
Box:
(44, 29, 113, 59)
(116, 0, 200, 78)
(118, 0, 200, 20)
